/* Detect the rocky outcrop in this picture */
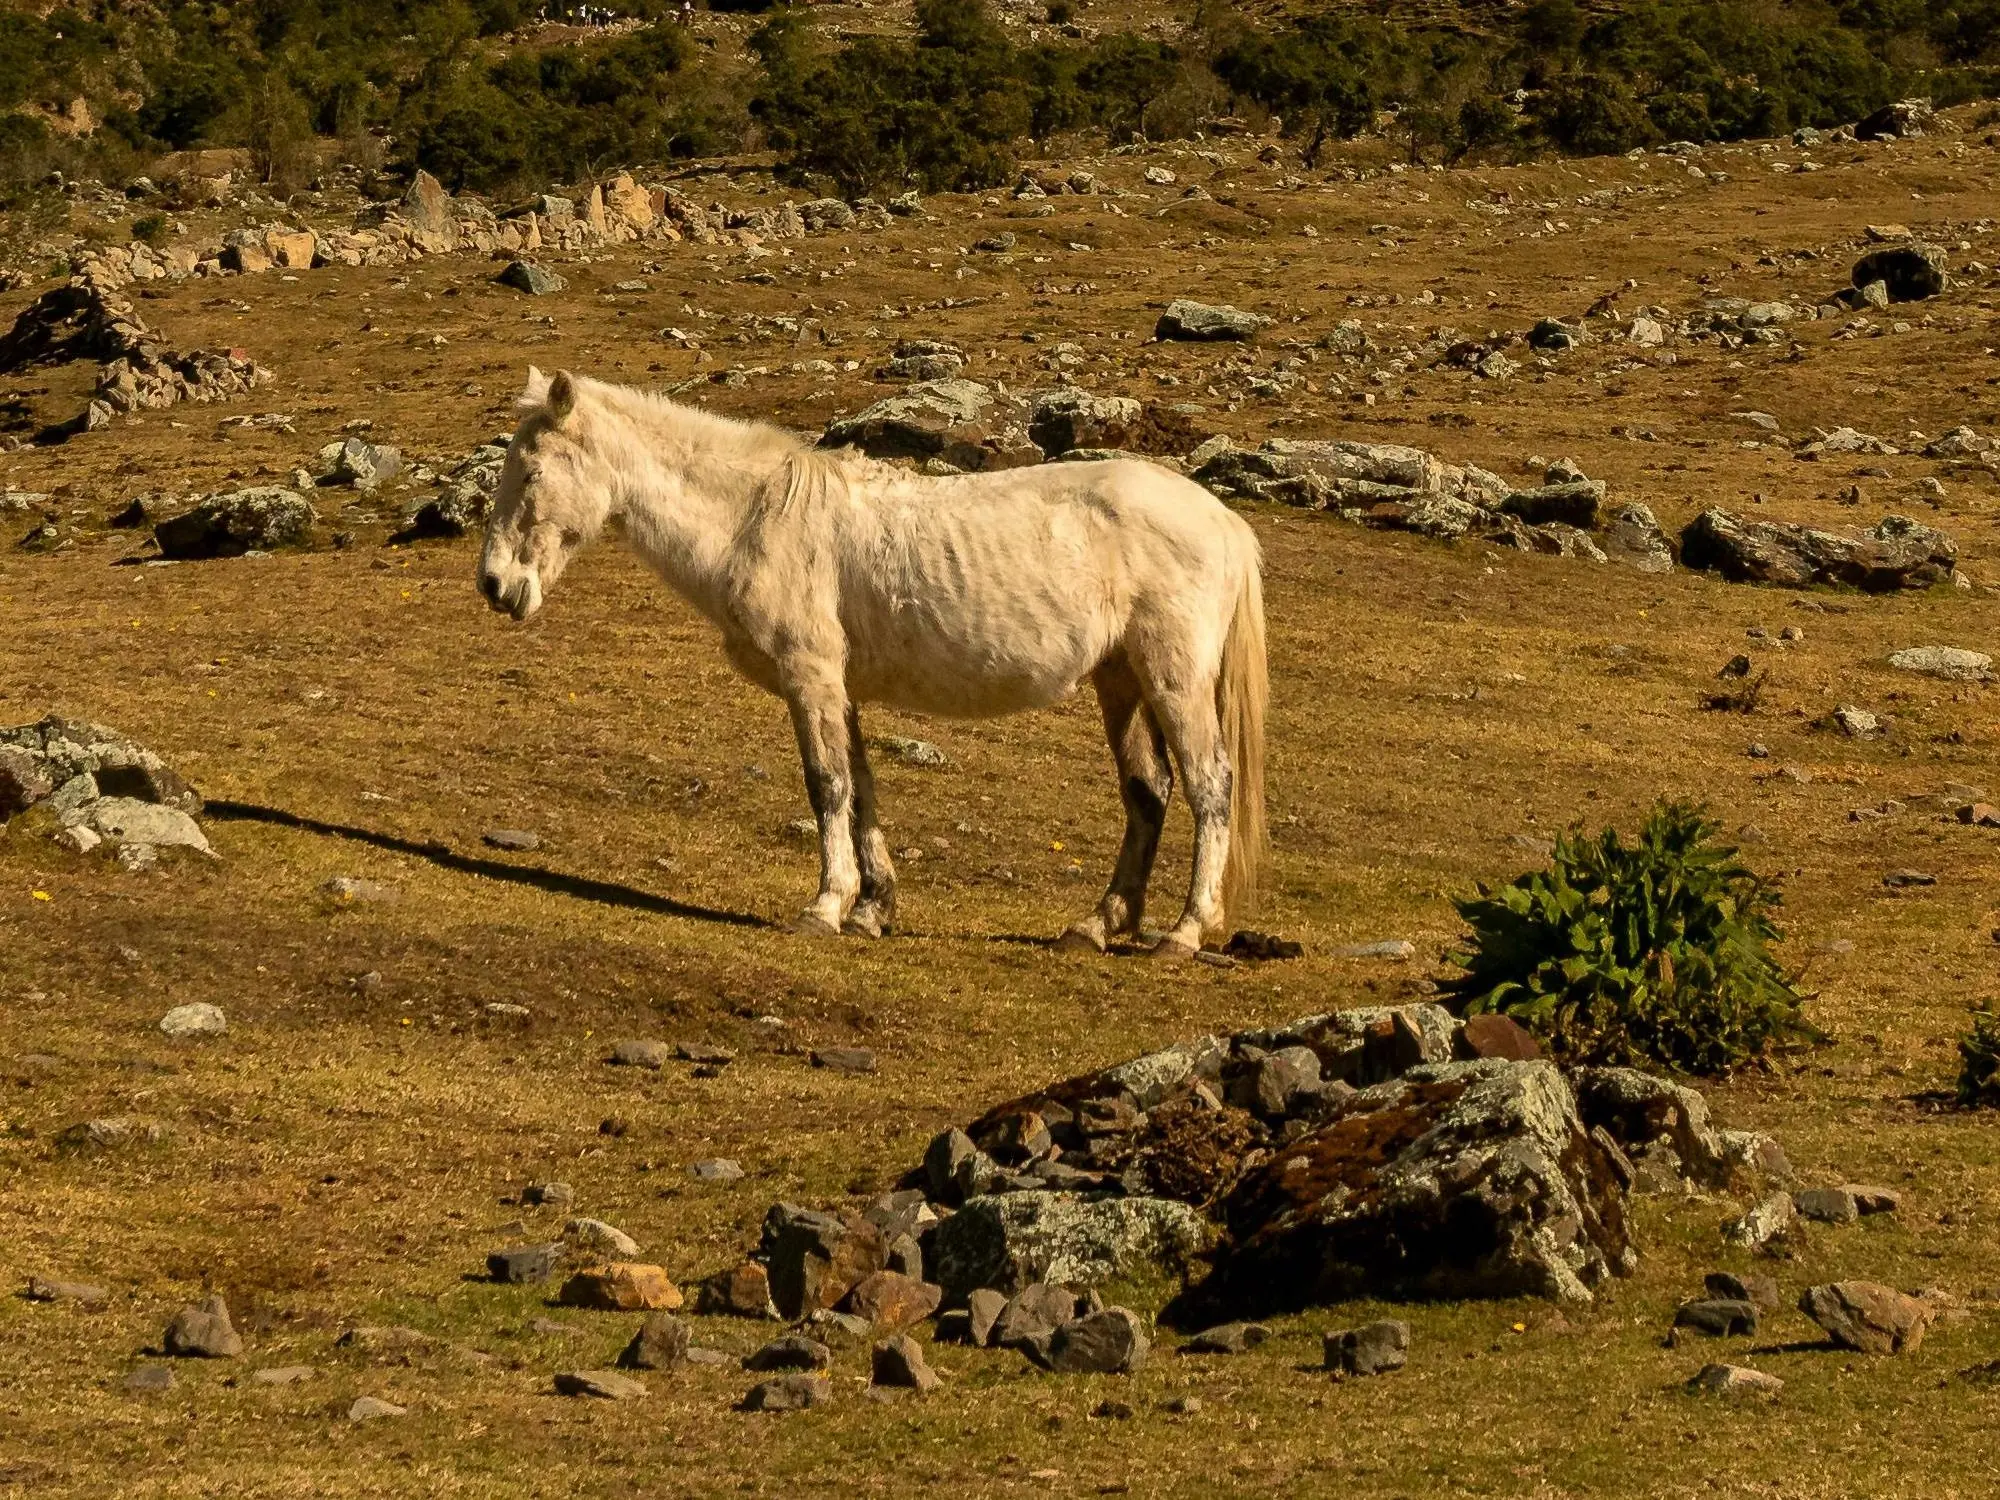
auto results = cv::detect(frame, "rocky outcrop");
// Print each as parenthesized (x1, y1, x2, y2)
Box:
(819, 380, 1041, 471)
(929, 1193, 1209, 1298)
(0, 715, 209, 862)
(1155, 300, 1270, 341)
(1679, 509, 1959, 590)
(155, 487, 315, 559)
(1851, 243, 1948, 302)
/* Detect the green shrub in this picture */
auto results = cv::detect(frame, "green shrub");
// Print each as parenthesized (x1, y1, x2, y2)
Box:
(1445, 800, 1809, 1074)
(1959, 1005, 2000, 1106)
(131, 212, 171, 246)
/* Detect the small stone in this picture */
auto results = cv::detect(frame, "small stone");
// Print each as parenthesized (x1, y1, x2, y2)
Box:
(1036, 1306, 1149, 1374)
(1958, 803, 2000, 828)
(1705, 1271, 1782, 1311)
(1329, 939, 1416, 960)
(683, 1347, 732, 1366)
(994, 1283, 1077, 1351)
(966, 1287, 1008, 1347)
(25, 1276, 109, 1305)
(1848, 1184, 1902, 1216)
(1887, 645, 1993, 681)
(691, 1158, 744, 1183)
(1793, 1187, 1860, 1224)
(1798, 1281, 1930, 1354)
(811, 1046, 877, 1074)
(1832, 705, 1879, 737)
(1325, 1319, 1409, 1376)
(1689, 1363, 1783, 1397)
(348, 1395, 407, 1421)
(1883, 869, 1936, 888)
(805, 1308, 874, 1345)
(250, 1365, 315, 1385)
(482, 828, 540, 851)
(1180, 1321, 1270, 1355)
(741, 1372, 832, 1411)
(744, 1334, 832, 1372)
(159, 1003, 226, 1038)
(524, 1181, 574, 1208)
(619, 1313, 691, 1371)
(498, 261, 565, 296)
(609, 1040, 671, 1070)
(1724, 1192, 1801, 1252)
(871, 1333, 941, 1392)
(486, 1243, 561, 1284)
(1162, 1394, 1204, 1415)
(164, 1294, 243, 1358)
(844, 1269, 943, 1330)
(1155, 299, 1269, 341)
(1673, 1299, 1759, 1338)
(564, 1217, 641, 1257)
(557, 1263, 681, 1312)
(676, 1043, 736, 1066)
(1457, 1013, 1542, 1061)
(323, 876, 397, 903)
(122, 1364, 175, 1394)
(554, 1368, 647, 1400)
(1092, 1398, 1135, 1419)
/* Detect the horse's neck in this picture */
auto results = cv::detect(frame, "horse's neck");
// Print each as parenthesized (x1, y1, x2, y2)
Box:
(610, 411, 780, 621)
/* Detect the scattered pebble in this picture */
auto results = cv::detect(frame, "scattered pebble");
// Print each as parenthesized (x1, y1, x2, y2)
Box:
(159, 1002, 227, 1038)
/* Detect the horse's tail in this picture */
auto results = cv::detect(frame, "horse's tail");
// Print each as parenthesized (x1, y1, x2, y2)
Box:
(1218, 536, 1268, 926)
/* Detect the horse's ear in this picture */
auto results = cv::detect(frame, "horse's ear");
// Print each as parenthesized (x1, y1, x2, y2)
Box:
(547, 370, 578, 424)
(517, 365, 551, 412)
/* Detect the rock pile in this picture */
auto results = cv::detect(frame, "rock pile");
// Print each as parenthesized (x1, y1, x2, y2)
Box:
(0, 715, 209, 865)
(0, 273, 270, 439)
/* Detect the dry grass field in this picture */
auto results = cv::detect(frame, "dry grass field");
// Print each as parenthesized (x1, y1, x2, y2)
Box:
(2, 113, 1999, 1498)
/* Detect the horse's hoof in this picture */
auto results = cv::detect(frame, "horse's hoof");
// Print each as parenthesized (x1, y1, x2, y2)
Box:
(792, 911, 841, 938)
(1150, 936, 1199, 963)
(1055, 926, 1106, 955)
(841, 912, 884, 939)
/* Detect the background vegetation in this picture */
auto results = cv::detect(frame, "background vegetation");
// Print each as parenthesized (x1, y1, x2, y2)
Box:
(2, 0, 1998, 198)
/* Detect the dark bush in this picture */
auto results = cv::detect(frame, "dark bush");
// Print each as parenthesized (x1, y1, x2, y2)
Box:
(1960, 1006, 2000, 1106)
(1446, 800, 1810, 1074)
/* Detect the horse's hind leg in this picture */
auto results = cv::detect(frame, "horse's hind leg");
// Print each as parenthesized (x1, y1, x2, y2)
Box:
(785, 669, 862, 936)
(1059, 656, 1173, 953)
(843, 705, 896, 938)
(1144, 676, 1231, 959)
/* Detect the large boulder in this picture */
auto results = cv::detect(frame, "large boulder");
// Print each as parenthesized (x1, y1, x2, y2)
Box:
(1155, 300, 1269, 341)
(1182, 1060, 1635, 1315)
(402, 170, 457, 252)
(408, 443, 507, 537)
(1028, 387, 1143, 458)
(1851, 243, 1948, 302)
(1854, 98, 1935, 140)
(928, 1192, 1210, 1298)
(819, 380, 1040, 471)
(155, 487, 315, 559)
(1679, 509, 1957, 591)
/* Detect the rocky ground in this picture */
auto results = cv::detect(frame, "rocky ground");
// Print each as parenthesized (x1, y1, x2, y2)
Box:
(1, 109, 1998, 1498)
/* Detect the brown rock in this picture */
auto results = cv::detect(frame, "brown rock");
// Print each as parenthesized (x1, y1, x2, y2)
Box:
(554, 1368, 647, 1400)
(871, 1333, 941, 1392)
(993, 1283, 1076, 1351)
(1848, 1184, 1902, 1216)
(1457, 1013, 1542, 1061)
(1690, 1363, 1783, 1396)
(1035, 1306, 1149, 1374)
(811, 1046, 878, 1075)
(697, 1261, 779, 1318)
(966, 1287, 1008, 1346)
(266, 230, 316, 270)
(25, 1276, 109, 1306)
(557, 1263, 683, 1313)
(744, 1334, 832, 1372)
(842, 1270, 943, 1331)
(1798, 1281, 1930, 1354)
(618, 1313, 690, 1370)
(740, 1372, 831, 1411)
(1960, 802, 2000, 827)
(768, 1212, 886, 1320)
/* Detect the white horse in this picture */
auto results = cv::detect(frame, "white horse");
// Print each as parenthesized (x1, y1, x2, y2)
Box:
(478, 368, 1268, 955)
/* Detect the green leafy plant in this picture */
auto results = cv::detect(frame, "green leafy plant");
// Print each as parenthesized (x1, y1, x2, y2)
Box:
(1445, 800, 1809, 1074)
(1958, 1005, 2000, 1107)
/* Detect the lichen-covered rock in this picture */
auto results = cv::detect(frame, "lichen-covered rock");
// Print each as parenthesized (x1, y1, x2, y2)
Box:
(1571, 1066, 1786, 1193)
(1679, 509, 1957, 590)
(155, 487, 314, 559)
(1851, 243, 1948, 302)
(320, 436, 402, 490)
(1155, 300, 1269, 341)
(819, 379, 1040, 471)
(928, 1191, 1210, 1298)
(1186, 1060, 1634, 1315)
(1028, 387, 1143, 458)
(1596, 502, 1676, 573)
(408, 443, 506, 537)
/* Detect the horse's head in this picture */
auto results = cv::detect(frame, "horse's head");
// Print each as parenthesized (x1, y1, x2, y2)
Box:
(478, 367, 613, 621)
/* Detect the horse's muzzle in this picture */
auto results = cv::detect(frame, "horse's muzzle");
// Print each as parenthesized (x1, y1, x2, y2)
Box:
(478, 569, 537, 621)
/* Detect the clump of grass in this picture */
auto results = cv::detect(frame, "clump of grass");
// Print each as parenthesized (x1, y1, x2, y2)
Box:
(132, 212, 171, 246)
(1446, 799, 1810, 1074)
(1958, 1005, 2000, 1107)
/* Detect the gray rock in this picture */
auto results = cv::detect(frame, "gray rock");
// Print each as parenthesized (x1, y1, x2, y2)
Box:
(1028, 387, 1142, 458)
(965, 1287, 1008, 1347)
(498, 260, 565, 295)
(250, 1364, 316, 1385)
(1793, 1186, 1860, 1224)
(408, 446, 506, 537)
(524, 1181, 574, 1208)
(928, 1191, 1210, 1298)
(797, 198, 856, 232)
(1798, 1281, 1930, 1353)
(1528, 318, 1583, 351)
(1848, 1184, 1902, 1216)
(163, 1295, 243, 1358)
(740, 1372, 832, 1411)
(1887, 646, 1992, 681)
(619, 1313, 690, 1370)
(348, 1395, 407, 1421)
(1833, 705, 1879, 738)
(1325, 1319, 1409, 1376)
(402, 170, 455, 242)
(819, 379, 1039, 472)
(691, 1158, 744, 1183)
(155, 487, 314, 559)
(321, 437, 402, 490)
(1501, 481, 1605, 529)
(609, 1039, 671, 1070)
(1855, 99, 1935, 140)
(482, 828, 541, 851)
(122, 1364, 175, 1394)
(1035, 1306, 1149, 1373)
(25, 1276, 109, 1305)
(563, 1217, 641, 1258)
(1857, 278, 1891, 309)
(811, 1046, 877, 1074)
(1673, 1298, 1759, 1337)
(554, 1368, 647, 1400)
(1596, 503, 1676, 573)
(1179, 1321, 1269, 1355)
(86, 798, 211, 855)
(1679, 509, 1957, 591)
(871, 1333, 941, 1392)
(159, 1003, 226, 1038)
(1723, 1192, 1801, 1252)
(1705, 1271, 1782, 1311)
(992, 1283, 1076, 1351)
(486, 1243, 561, 1284)
(1155, 300, 1269, 341)
(882, 339, 965, 382)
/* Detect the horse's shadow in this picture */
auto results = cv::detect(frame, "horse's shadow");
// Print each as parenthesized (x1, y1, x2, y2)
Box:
(204, 799, 766, 929)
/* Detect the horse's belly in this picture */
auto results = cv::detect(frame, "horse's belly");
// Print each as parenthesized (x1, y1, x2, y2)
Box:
(846, 610, 1107, 718)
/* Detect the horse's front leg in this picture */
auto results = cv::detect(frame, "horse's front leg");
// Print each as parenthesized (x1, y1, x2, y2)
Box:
(842, 705, 896, 938)
(785, 668, 862, 936)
